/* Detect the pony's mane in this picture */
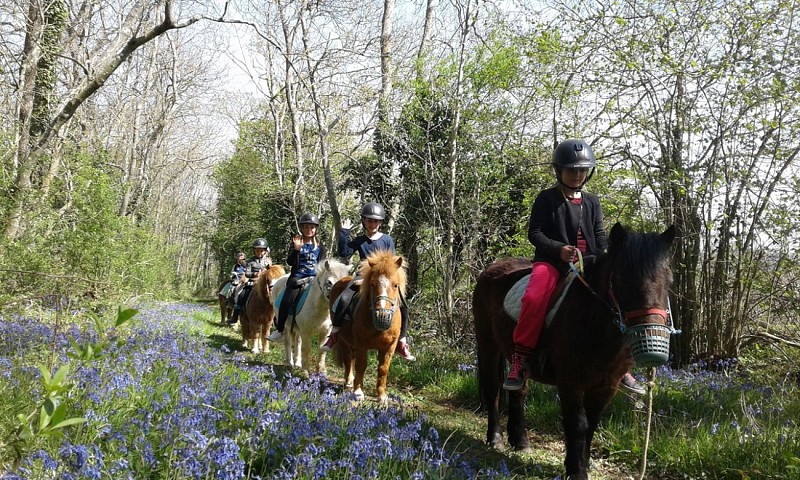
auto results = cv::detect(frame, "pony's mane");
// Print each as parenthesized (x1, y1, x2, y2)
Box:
(358, 250, 407, 296)
(610, 230, 671, 284)
(256, 264, 287, 287)
(317, 258, 350, 278)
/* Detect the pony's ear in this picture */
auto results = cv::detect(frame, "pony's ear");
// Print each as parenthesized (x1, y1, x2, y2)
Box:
(609, 222, 627, 252)
(325, 260, 331, 270)
(394, 255, 403, 268)
(661, 225, 676, 246)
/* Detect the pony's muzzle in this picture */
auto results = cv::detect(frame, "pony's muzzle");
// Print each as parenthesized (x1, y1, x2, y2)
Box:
(371, 295, 398, 331)
(372, 309, 395, 331)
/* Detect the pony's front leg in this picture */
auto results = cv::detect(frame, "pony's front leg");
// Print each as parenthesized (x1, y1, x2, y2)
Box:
(342, 348, 354, 389)
(261, 323, 270, 353)
(583, 387, 615, 468)
(315, 346, 327, 376)
(282, 331, 295, 367)
(300, 333, 312, 374)
(559, 388, 590, 480)
(352, 348, 368, 401)
(292, 334, 302, 368)
(375, 348, 392, 404)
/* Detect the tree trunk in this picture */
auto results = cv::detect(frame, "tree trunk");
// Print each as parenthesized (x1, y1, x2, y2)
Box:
(4, 0, 206, 238)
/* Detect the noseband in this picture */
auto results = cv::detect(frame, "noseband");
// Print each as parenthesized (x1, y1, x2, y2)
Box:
(371, 294, 400, 331)
(607, 286, 671, 332)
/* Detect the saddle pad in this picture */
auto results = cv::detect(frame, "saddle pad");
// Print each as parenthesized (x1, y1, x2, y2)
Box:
(503, 271, 577, 325)
(275, 279, 313, 318)
(503, 274, 530, 322)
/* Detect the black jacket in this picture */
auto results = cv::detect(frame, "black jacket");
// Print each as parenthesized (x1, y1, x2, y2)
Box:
(527, 186, 607, 273)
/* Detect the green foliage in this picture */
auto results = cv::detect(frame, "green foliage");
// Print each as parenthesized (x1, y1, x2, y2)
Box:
(2, 306, 137, 471)
(211, 119, 296, 272)
(0, 148, 176, 304)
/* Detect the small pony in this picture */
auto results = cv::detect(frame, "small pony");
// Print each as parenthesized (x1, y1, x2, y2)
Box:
(217, 280, 233, 325)
(329, 250, 407, 404)
(241, 264, 286, 354)
(269, 259, 350, 375)
(472, 223, 675, 480)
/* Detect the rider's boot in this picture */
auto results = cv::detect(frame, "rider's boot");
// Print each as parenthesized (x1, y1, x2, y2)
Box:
(619, 372, 646, 395)
(395, 337, 416, 361)
(321, 327, 339, 352)
(503, 345, 533, 391)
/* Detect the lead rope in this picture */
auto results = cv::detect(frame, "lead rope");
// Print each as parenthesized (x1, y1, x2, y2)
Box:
(638, 366, 657, 480)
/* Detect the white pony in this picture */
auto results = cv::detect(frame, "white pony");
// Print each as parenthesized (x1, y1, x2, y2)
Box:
(269, 259, 351, 374)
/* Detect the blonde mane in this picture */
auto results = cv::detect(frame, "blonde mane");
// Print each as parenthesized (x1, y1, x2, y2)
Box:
(256, 264, 287, 289)
(358, 250, 407, 297)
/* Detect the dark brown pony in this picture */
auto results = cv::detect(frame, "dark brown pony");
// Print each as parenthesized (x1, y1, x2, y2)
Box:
(329, 250, 407, 404)
(241, 265, 286, 354)
(473, 223, 674, 479)
(218, 280, 234, 325)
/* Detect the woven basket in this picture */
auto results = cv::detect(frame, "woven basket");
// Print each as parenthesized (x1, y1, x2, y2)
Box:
(625, 323, 671, 367)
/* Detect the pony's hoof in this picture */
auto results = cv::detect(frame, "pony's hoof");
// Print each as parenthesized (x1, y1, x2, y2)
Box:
(353, 389, 365, 401)
(488, 433, 506, 452)
(377, 394, 389, 405)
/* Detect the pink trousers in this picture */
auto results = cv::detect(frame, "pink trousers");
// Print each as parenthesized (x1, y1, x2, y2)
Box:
(512, 261, 560, 349)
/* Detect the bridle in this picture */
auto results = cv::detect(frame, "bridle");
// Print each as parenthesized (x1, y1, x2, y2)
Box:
(569, 260, 670, 334)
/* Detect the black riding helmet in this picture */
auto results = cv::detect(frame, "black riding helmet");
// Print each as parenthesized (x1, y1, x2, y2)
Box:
(360, 202, 385, 221)
(252, 238, 269, 250)
(552, 139, 596, 189)
(298, 213, 320, 226)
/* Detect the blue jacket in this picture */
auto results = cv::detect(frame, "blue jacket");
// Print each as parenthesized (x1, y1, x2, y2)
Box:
(287, 243, 327, 278)
(338, 229, 396, 262)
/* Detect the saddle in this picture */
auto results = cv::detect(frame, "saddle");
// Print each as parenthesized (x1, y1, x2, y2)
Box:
(275, 276, 314, 317)
(331, 279, 360, 325)
(503, 270, 578, 328)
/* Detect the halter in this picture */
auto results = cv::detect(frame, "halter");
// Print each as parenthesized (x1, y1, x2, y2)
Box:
(371, 293, 400, 332)
(315, 273, 329, 297)
(608, 285, 670, 332)
(568, 255, 671, 334)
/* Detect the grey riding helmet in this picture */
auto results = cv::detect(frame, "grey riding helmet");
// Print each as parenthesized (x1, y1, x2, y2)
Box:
(552, 139, 596, 187)
(360, 202, 385, 221)
(298, 213, 320, 226)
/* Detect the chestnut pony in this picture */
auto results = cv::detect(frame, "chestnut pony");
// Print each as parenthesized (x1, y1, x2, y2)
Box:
(329, 250, 407, 404)
(472, 223, 674, 479)
(241, 264, 286, 354)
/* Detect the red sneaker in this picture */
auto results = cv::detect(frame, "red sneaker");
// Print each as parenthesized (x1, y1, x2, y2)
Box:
(503, 352, 529, 391)
(395, 338, 416, 361)
(321, 331, 338, 352)
(620, 372, 646, 395)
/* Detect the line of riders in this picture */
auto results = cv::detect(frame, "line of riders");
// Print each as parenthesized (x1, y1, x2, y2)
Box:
(221, 202, 416, 362)
(218, 139, 646, 395)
